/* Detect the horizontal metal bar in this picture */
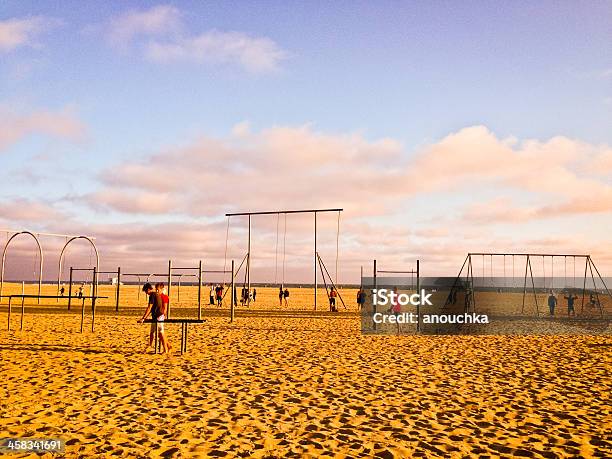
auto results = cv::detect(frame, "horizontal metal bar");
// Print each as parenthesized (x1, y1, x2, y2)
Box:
(226, 208, 343, 217)
(201, 270, 232, 273)
(377, 270, 418, 274)
(0, 295, 108, 299)
(143, 319, 205, 324)
(0, 229, 95, 240)
(172, 267, 199, 270)
(468, 253, 590, 257)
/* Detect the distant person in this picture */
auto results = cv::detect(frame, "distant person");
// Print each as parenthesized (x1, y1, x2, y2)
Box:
(137, 283, 166, 353)
(209, 285, 215, 305)
(241, 287, 248, 306)
(356, 289, 365, 309)
(279, 286, 284, 307)
(587, 293, 600, 310)
(283, 288, 289, 307)
(78, 284, 84, 298)
(216, 285, 223, 306)
(60, 285, 65, 297)
(563, 291, 578, 316)
(155, 283, 171, 353)
(548, 291, 557, 316)
(233, 285, 238, 306)
(253, 288, 257, 302)
(329, 287, 338, 312)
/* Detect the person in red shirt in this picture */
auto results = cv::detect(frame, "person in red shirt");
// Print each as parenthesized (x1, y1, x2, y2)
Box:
(155, 282, 172, 354)
(329, 287, 338, 312)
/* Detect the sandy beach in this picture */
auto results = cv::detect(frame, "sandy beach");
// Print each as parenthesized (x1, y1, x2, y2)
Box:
(1, 284, 610, 458)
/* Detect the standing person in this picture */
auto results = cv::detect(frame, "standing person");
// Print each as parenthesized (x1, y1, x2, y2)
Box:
(253, 288, 257, 302)
(137, 283, 165, 353)
(564, 291, 578, 316)
(78, 284, 84, 298)
(155, 283, 171, 354)
(283, 288, 289, 307)
(216, 284, 224, 306)
(357, 288, 366, 310)
(241, 286, 247, 306)
(279, 286, 284, 307)
(548, 291, 557, 316)
(60, 284, 65, 297)
(209, 285, 215, 305)
(329, 287, 338, 312)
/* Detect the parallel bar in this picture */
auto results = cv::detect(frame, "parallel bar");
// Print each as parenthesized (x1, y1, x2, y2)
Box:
(468, 252, 589, 258)
(226, 208, 343, 217)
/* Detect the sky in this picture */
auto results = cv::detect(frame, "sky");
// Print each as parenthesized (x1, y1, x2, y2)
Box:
(1, 1, 611, 283)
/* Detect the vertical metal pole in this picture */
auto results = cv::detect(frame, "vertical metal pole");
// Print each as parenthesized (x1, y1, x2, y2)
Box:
(314, 211, 317, 311)
(230, 260, 235, 323)
(198, 260, 202, 321)
(247, 215, 251, 307)
(21, 281, 24, 296)
(416, 259, 420, 333)
(20, 296, 25, 331)
(177, 275, 182, 302)
(91, 266, 97, 332)
(528, 257, 538, 315)
(115, 266, 121, 312)
(7, 296, 11, 331)
(581, 256, 588, 313)
(167, 259, 172, 318)
(68, 267, 73, 311)
(522, 255, 529, 314)
(373, 259, 377, 331)
(80, 297, 85, 333)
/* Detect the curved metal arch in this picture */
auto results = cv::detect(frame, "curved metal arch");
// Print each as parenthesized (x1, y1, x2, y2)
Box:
(57, 236, 100, 296)
(0, 231, 44, 303)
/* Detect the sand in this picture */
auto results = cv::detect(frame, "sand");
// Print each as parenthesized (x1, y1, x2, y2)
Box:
(1, 285, 611, 457)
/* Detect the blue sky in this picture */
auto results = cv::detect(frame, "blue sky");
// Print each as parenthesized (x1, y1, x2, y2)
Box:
(1, 1, 611, 279)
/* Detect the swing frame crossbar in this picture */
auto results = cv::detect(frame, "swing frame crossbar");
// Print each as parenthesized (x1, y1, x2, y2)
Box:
(448, 252, 611, 318)
(224, 208, 343, 311)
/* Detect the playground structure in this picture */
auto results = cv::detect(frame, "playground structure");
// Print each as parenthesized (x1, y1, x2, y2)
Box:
(447, 253, 612, 317)
(224, 208, 344, 310)
(60, 261, 232, 319)
(1, 230, 97, 304)
(361, 259, 420, 331)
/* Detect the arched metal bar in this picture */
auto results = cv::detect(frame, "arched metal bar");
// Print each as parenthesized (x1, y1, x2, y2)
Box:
(57, 236, 100, 298)
(0, 231, 44, 304)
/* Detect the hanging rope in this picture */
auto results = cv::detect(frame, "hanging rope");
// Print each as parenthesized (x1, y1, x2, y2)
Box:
(274, 213, 280, 285)
(551, 256, 554, 291)
(335, 210, 340, 285)
(573, 256, 576, 289)
(282, 213, 287, 288)
(542, 256, 546, 290)
(564, 256, 567, 289)
(503, 255, 506, 290)
(223, 216, 230, 285)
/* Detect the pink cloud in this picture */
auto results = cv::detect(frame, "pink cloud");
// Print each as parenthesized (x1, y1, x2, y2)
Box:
(0, 106, 86, 152)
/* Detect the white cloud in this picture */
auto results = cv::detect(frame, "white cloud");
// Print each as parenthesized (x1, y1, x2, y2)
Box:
(0, 16, 58, 52)
(146, 30, 288, 73)
(107, 4, 182, 46)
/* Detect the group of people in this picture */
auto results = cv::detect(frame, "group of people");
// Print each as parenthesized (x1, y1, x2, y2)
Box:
(138, 282, 172, 354)
(548, 290, 600, 316)
(240, 287, 256, 305)
(209, 285, 224, 306)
